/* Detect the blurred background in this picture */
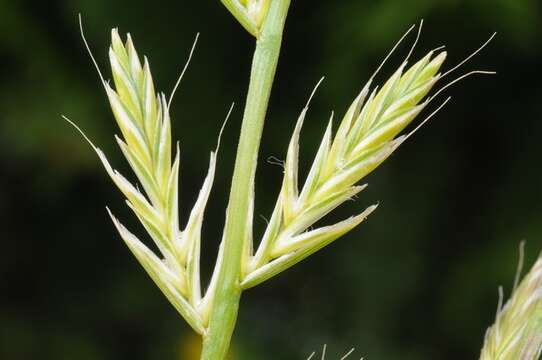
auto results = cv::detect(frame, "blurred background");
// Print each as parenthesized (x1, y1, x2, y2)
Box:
(1, 0, 541, 359)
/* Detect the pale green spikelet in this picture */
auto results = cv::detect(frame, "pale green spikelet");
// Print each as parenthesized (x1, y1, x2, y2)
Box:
(70, 29, 222, 334)
(221, 0, 270, 37)
(242, 51, 447, 289)
(480, 252, 542, 360)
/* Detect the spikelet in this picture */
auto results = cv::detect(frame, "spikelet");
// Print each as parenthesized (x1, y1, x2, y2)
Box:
(480, 252, 542, 360)
(221, 0, 270, 37)
(242, 51, 447, 289)
(70, 30, 219, 334)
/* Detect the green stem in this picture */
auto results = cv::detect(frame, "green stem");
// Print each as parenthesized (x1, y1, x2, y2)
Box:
(200, 0, 291, 359)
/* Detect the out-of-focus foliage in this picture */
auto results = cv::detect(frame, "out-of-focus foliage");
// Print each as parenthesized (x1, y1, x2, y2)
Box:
(0, 0, 541, 359)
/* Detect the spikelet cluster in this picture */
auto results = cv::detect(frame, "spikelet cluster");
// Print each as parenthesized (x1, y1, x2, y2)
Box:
(74, 22, 457, 337)
(242, 50, 447, 288)
(221, 0, 270, 37)
(75, 30, 219, 334)
(480, 254, 542, 359)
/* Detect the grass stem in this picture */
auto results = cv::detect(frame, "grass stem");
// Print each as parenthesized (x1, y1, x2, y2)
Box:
(200, 0, 291, 358)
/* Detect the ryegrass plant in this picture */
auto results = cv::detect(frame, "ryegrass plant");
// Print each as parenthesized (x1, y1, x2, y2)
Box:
(64, 2, 520, 359)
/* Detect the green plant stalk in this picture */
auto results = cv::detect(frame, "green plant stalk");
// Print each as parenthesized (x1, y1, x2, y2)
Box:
(201, 0, 291, 359)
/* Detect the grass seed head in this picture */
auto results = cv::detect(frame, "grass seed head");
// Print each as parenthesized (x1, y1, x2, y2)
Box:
(480, 253, 542, 359)
(71, 28, 222, 333)
(244, 49, 447, 288)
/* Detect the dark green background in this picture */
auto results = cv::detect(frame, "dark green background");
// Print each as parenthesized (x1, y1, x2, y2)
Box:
(1, 0, 541, 359)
